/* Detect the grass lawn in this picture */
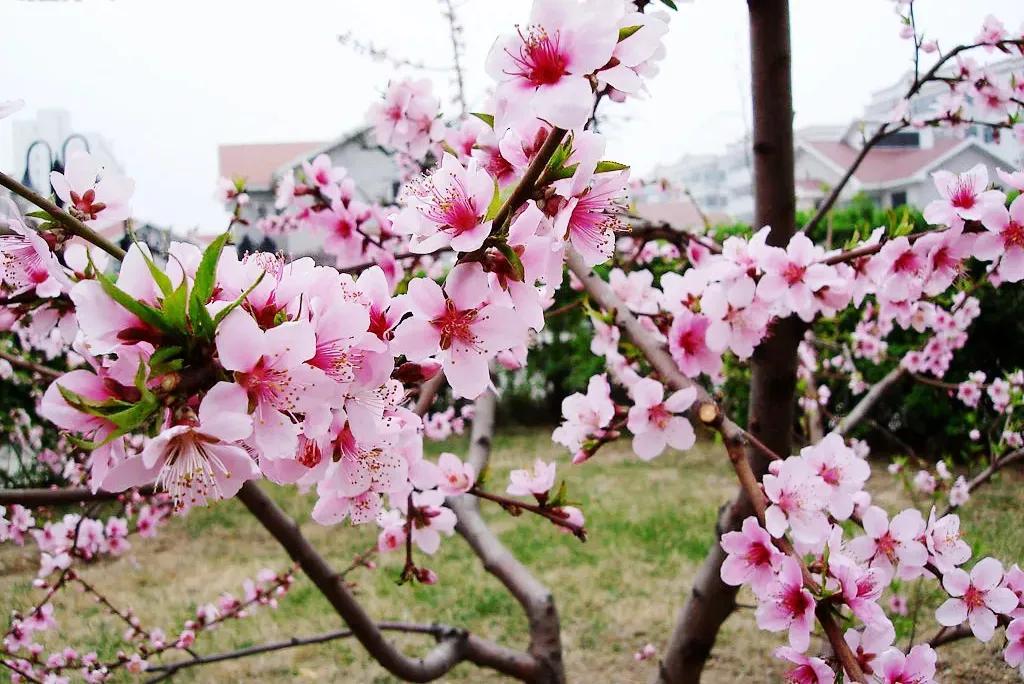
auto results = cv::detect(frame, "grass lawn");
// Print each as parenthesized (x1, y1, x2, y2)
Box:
(2, 427, 1023, 682)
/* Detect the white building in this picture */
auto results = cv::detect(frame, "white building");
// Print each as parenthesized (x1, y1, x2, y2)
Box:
(648, 56, 1023, 223)
(218, 128, 397, 257)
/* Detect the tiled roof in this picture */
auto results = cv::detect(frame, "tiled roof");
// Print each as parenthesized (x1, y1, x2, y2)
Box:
(802, 138, 963, 185)
(218, 141, 326, 189)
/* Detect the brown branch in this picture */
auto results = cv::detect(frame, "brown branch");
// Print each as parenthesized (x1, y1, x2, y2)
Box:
(236, 482, 538, 682)
(939, 447, 1024, 518)
(0, 348, 62, 378)
(144, 622, 452, 682)
(0, 170, 127, 261)
(836, 366, 908, 437)
(491, 128, 567, 232)
(469, 487, 586, 540)
(0, 486, 154, 507)
(448, 390, 566, 683)
(414, 373, 445, 417)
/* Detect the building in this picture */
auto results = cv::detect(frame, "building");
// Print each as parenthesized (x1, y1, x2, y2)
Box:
(648, 56, 1024, 223)
(218, 128, 398, 257)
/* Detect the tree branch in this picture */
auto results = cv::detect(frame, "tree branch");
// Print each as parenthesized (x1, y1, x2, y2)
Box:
(939, 447, 1024, 518)
(836, 366, 908, 437)
(0, 170, 127, 261)
(448, 390, 566, 684)
(0, 348, 62, 379)
(236, 482, 538, 682)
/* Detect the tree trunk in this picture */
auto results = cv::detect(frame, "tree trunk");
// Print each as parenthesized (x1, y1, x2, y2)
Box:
(656, 2, 799, 681)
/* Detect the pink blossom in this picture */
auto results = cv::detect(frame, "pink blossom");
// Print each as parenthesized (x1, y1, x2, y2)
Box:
(0, 215, 70, 298)
(391, 264, 527, 399)
(763, 457, 831, 545)
(49, 151, 134, 230)
(755, 233, 835, 321)
(831, 560, 887, 628)
(407, 490, 456, 554)
(848, 506, 928, 580)
(102, 383, 258, 511)
(552, 373, 615, 452)
(913, 469, 936, 494)
(720, 516, 785, 594)
(626, 378, 696, 460)
(609, 268, 660, 314)
(923, 164, 1005, 226)
(1005, 618, 1024, 669)
(800, 433, 870, 520)
(633, 643, 656, 662)
(394, 153, 495, 254)
(875, 645, 937, 684)
(755, 556, 816, 652)
(437, 452, 475, 496)
(977, 194, 1024, 282)
(844, 622, 896, 676)
(485, 0, 621, 129)
(935, 557, 1019, 642)
(668, 310, 721, 379)
(507, 459, 557, 498)
(216, 311, 335, 460)
(925, 508, 971, 573)
(997, 167, 1024, 191)
(773, 646, 834, 684)
(553, 172, 627, 267)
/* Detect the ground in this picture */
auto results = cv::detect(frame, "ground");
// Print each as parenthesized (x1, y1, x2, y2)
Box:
(2, 428, 1023, 683)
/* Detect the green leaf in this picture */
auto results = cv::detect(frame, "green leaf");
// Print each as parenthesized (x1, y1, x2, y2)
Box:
(25, 210, 54, 221)
(549, 162, 579, 182)
(548, 480, 569, 508)
(470, 112, 495, 128)
(484, 176, 502, 222)
(189, 291, 216, 339)
(162, 279, 189, 332)
(95, 269, 172, 333)
(192, 232, 230, 305)
(496, 242, 525, 283)
(594, 160, 630, 174)
(618, 25, 642, 41)
(148, 345, 183, 368)
(129, 233, 175, 298)
(105, 394, 159, 431)
(660, 0, 678, 9)
(212, 271, 266, 328)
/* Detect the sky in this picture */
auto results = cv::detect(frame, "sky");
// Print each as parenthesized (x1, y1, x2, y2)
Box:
(2, 0, 1023, 233)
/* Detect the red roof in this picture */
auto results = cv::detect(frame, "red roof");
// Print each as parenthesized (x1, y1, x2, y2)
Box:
(634, 201, 730, 229)
(803, 138, 962, 185)
(218, 141, 326, 189)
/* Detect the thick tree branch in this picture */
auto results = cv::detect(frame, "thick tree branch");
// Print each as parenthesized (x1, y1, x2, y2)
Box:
(836, 366, 908, 437)
(939, 447, 1024, 518)
(236, 482, 538, 682)
(0, 486, 154, 507)
(448, 390, 566, 684)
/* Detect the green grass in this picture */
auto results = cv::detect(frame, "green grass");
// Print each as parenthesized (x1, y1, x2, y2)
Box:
(1, 428, 1022, 682)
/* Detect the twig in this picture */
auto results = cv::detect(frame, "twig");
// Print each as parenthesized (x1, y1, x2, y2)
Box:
(0, 170, 126, 261)
(0, 348, 62, 378)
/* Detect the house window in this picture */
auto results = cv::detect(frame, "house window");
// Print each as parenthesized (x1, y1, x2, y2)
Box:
(891, 191, 908, 207)
(877, 131, 920, 148)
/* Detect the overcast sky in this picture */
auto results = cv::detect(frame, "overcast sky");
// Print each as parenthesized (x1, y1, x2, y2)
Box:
(2, 0, 1022, 233)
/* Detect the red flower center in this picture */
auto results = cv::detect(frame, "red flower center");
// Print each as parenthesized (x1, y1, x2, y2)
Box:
(509, 26, 569, 87)
(432, 300, 479, 350)
(949, 178, 977, 210)
(1003, 220, 1024, 249)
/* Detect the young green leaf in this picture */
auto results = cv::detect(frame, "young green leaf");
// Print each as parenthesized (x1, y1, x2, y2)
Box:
(618, 25, 642, 41)
(192, 231, 231, 305)
(95, 269, 172, 333)
(470, 112, 495, 128)
(212, 271, 266, 328)
(594, 160, 630, 174)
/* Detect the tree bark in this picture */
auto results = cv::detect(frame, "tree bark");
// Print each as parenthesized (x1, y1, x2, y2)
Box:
(657, 2, 799, 681)
(449, 391, 566, 684)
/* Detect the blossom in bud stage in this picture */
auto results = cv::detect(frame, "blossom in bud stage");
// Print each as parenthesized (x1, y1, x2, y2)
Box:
(49, 151, 134, 230)
(507, 459, 557, 498)
(633, 643, 656, 662)
(626, 378, 696, 460)
(936, 556, 1019, 641)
